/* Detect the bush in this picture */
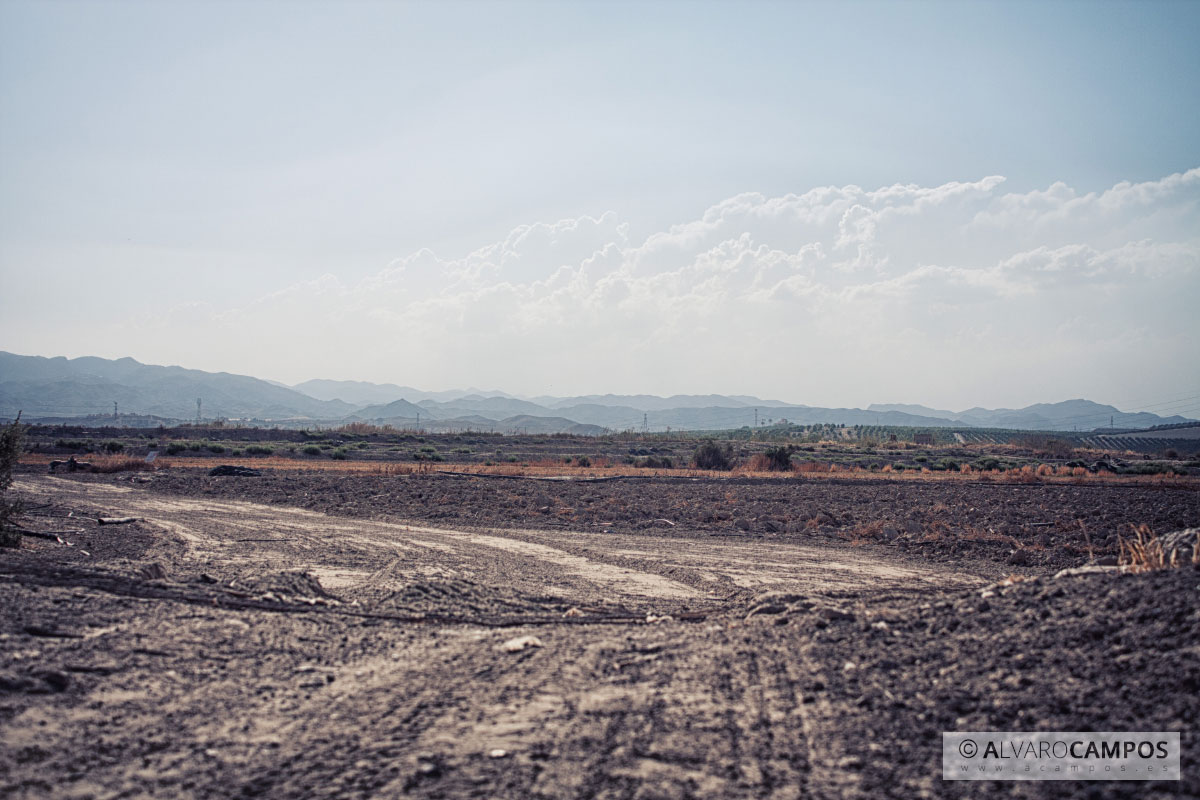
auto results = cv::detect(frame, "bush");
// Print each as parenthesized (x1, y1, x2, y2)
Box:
(330, 448, 348, 460)
(634, 455, 672, 469)
(693, 439, 733, 470)
(763, 445, 794, 471)
(103, 440, 124, 454)
(575, 456, 591, 467)
(166, 442, 188, 455)
(302, 445, 322, 456)
(206, 444, 225, 454)
(1, 415, 24, 547)
(245, 445, 273, 456)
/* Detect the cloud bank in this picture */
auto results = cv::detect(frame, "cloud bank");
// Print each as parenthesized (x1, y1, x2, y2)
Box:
(131, 169, 1200, 408)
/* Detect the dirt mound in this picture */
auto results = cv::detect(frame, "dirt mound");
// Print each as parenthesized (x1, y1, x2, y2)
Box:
(234, 570, 332, 600)
(378, 577, 570, 618)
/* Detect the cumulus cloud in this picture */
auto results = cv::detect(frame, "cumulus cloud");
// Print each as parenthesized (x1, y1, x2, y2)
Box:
(134, 168, 1199, 406)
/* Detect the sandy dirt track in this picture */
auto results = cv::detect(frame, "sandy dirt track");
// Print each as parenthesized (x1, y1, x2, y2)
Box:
(2, 473, 1195, 800)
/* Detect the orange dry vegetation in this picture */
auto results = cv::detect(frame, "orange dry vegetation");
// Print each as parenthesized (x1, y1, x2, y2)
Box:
(18, 453, 1199, 487)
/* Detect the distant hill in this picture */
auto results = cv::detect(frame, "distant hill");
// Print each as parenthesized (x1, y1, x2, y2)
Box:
(417, 395, 556, 419)
(868, 399, 1195, 431)
(0, 352, 354, 421)
(494, 415, 607, 436)
(347, 398, 431, 421)
(292, 379, 514, 406)
(5, 351, 1193, 434)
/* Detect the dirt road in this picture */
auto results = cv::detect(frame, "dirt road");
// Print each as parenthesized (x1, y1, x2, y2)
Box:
(2, 474, 1195, 799)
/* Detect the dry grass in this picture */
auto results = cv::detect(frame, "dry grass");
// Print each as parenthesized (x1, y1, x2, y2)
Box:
(16, 453, 1199, 488)
(84, 455, 160, 474)
(1119, 525, 1200, 572)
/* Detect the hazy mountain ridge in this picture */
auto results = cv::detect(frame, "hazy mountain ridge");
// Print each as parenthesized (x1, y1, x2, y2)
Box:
(1, 352, 354, 420)
(2, 352, 1194, 433)
(866, 399, 1193, 432)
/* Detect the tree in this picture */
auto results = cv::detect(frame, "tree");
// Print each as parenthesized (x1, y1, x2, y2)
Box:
(693, 439, 734, 471)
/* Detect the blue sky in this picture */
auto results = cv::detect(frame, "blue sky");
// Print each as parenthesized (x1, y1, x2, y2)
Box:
(1, 0, 1197, 410)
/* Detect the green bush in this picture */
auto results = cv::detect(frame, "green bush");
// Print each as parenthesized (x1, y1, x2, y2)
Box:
(692, 439, 733, 471)
(302, 445, 322, 456)
(103, 441, 124, 454)
(206, 444, 225, 454)
(245, 445, 273, 456)
(330, 448, 348, 460)
(166, 442, 188, 455)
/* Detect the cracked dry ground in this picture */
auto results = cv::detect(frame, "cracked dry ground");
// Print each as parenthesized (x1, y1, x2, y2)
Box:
(2, 473, 1197, 800)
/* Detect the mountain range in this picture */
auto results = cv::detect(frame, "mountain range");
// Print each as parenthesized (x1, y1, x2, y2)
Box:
(1, 352, 1195, 434)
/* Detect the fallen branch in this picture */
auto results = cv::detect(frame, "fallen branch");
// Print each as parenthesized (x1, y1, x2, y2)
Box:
(98, 517, 140, 525)
(14, 528, 83, 540)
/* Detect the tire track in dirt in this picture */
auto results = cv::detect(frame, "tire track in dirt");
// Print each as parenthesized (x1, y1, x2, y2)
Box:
(7, 475, 995, 800)
(17, 477, 985, 609)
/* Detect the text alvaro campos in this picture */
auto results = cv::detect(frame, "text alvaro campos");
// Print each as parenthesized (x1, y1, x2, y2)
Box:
(943, 731, 1180, 781)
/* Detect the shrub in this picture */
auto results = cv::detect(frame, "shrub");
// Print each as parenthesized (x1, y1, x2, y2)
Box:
(330, 448, 348, 460)
(635, 455, 672, 469)
(302, 445, 322, 456)
(103, 440, 125, 453)
(55, 439, 90, 452)
(1, 415, 24, 547)
(763, 445, 794, 471)
(693, 439, 733, 471)
(245, 445, 273, 456)
(206, 444, 225, 454)
(166, 442, 188, 455)
(575, 456, 591, 467)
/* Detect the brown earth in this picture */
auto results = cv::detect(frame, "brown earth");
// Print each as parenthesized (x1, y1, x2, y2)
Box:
(1, 469, 1197, 799)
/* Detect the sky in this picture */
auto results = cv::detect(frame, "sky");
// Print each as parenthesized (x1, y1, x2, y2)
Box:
(1, 0, 1198, 413)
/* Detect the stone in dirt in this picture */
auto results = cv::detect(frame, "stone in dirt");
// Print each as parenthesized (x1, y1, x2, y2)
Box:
(1160, 527, 1199, 563)
(499, 635, 543, 653)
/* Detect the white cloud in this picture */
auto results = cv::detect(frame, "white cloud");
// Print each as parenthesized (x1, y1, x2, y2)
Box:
(110, 168, 1200, 407)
